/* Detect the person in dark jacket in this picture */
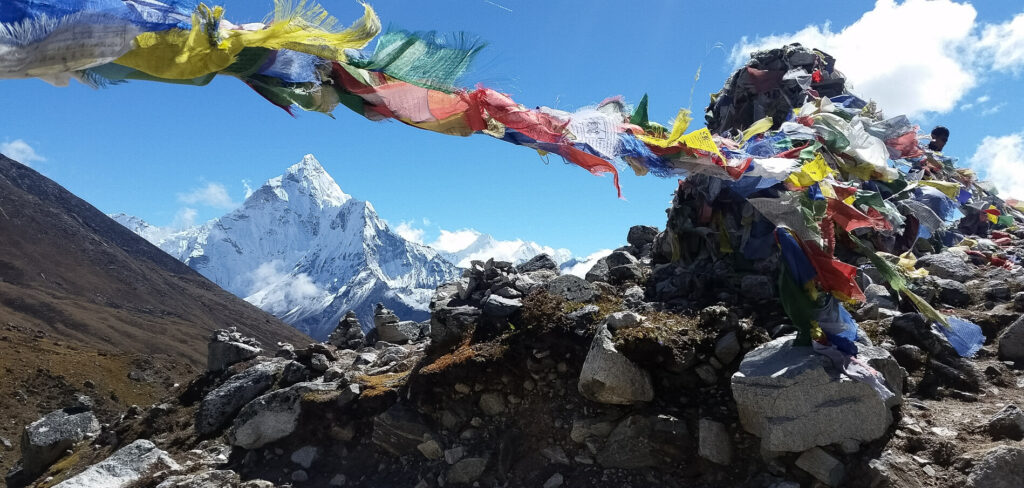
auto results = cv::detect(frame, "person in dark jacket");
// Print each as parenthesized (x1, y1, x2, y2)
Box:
(928, 126, 949, 152)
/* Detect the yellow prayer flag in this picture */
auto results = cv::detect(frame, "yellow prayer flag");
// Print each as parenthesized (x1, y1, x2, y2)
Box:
(920, 180, 961, 199)
(681, 127, 728, 163)
(741, 117, 773, 142)
(785, 153, 832, 187)
(638, 109, 692, 148)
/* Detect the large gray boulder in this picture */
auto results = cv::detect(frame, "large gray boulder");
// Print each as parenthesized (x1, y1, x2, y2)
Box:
(19, 406, 100, 478)
(967, 446, 1024, 488)
(482, 295, 521, 317)
(731, 335, 901, 452)
(917, 250, 976, 282)
(54, 440, 179, 488)
(196, 359, 290, 435)
(377, 320, 421, 344)
(584, 257, 611, 283)
(627, 225, 659, 249)
(578, 323, 654, 405)
(207, 328, 262, 372)
(998, 316, 1024, 362)
(518, 253, 558, 273)
(544, 275, 597, 303)
(228, 381, 338, 449)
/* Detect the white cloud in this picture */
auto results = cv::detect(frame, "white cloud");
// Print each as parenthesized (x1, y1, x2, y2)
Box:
(177, 182, 238, 209)
(563, 249, 613, 278)
(171, 207, 198, 230)
(242, 179, 255, 199)
(969, 132, 1024, 200)
(246, 260, 321, 309)
(981, 103, 1005, 116)
(430, 229, 484, 254)
(976, 95, 991, 104)
(730, 0, 1010, 117)
(1, 139, 46, 166)
(976, 12, 1024, 73)
(394, 220, 425, 244)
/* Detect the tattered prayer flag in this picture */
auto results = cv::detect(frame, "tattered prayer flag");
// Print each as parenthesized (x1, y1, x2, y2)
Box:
(920, 180, 961, 200)
(741, 117, 773, 142)
(681, 127, 728, 164)
(785, 153, 831, 188)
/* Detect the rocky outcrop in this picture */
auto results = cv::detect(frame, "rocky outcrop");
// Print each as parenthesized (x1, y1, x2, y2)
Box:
(578, 321, 654, 405)
(9, 403, 100, 483)
(207, 328, 262, 372)
(196, 359, 290, 435)
(731, 336, 901, 452)
(54, 440, 179, 488)
(967, 446, 1024, 488)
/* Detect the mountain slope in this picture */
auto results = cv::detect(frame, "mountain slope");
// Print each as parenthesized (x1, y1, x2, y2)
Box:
(147, 155, 461, 340)
(0, 154, 310, 367)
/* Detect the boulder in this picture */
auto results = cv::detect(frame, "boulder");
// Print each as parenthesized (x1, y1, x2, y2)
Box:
(714, 331, 741, 365)
(54, 440, 179, 488)
(605, 250, 639, 268)
(377, 320, 421, 344)
(448, 457, 487, 484)
(967, 446, 1024, 488)
(207, 328, 262, 372)
(372, 405, 435, 456)
(864, 284, 897, 310)
(196, 360, 288, 435)
(18, 406, 100, 478)
(478, 392, 506, 416)
(741, 275, 775, 301)
(228, 381, 337, 449)
(997, 316, 1024, 362)
(544, 275, 598, 303)
(795, 447, 844, 487)
(987, 404, 1024, 441)
(731, 336, 900, 452)
(935, 278, 971, 306)
(290, 446, 319, 469)
(429, 305, 481, 349)
(328, 311, 366, 350)
(698, 419, 732, 465)
(518, 254, 558, 273)
(579, 323, 654, 405)
(482, 295, 522, 318)
(596, 414, 688, 469)
(627, 225, 659, 249)
(917, 251, 975, 282)
(584, 257, 610, 283)
(609, 264, 644, 283)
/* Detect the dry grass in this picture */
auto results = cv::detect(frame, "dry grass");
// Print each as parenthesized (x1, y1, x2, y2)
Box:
(355, 372, 410, 398)
(614, 310, 707, 346)
(517, 289, 571, 330)
(419, 340, 477, 375)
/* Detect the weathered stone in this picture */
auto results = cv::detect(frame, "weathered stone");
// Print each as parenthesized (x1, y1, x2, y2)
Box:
(544, 275, 597, 303)
(429, 305, 481, 349)
(228, 381, 336, 449)
(584, 257, 610, 283)
(448, 457, 487, 484)
(540, 446, 570, 465)
(988, 404, 1024, 441)
(627, 225, 659, 249)
(998, 316, 1024, 362)
(478, 392, 506, 416)
(208, 335, 262, 372)
(864, 284, 897, 309)
(917, 251, 976, 282)
(578, 323, 654, 405)
(156, 470, 241, 488)
(196, 360, 288, 435)
(518, 254, 559, 273)
(377, 320, 421, 344)
(714, 331, 741, 365)
(54, 440, 179, 488)
(892, 345, 927, 372)
(19, 406, 100, 477)
(732, 336, 900, 452)
(543, 473, 564, 488)
(605, 311, 644, 331)
(291, 470, 308, 482)
(936, 278, 971, 306)
(795, 447, 844, 487)
(741, 275, 775, 301)
(605, 250, 640, 268)
(417, 440, 444, 460)
(570, 418, 616, 444)
(966, 446, 1024, 488)
(310, 353, 330, 372)
(609, 264, 643, 282)
(482, 295, 522, 318)
(372, 405, 435, 456)
(596, 416, 659, 469)
(698, 419, 732, 465)
(290, 446, 319, 469)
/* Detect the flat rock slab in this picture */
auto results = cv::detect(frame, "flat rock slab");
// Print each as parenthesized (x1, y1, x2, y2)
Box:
(731, 336, 900, 452)
(196, 360, 288, 435)
(54, 440, 179, 488)
(21, 408, 100, 476)
(544, 275, 597, 303)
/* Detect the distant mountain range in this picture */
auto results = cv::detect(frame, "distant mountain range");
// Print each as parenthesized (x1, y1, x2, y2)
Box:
(113, 154, 602, 340)
(0, 154, 309, 366)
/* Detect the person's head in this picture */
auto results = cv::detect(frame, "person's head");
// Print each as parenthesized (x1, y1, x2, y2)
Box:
(929, 126, 950, 151)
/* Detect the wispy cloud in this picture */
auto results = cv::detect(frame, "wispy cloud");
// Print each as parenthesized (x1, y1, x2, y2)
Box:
(981, 103, 1006, 116)
(969, 131, 1024, 200)
(1, 139, 46, 166)
(242, 179, 255, 199)
(394, 220, 425, 244)
(177, 182, 238, 210)
(245, 260, 321, 311)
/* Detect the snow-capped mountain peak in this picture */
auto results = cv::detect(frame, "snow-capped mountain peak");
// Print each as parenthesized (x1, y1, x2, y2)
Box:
(259, 154, 351, 209)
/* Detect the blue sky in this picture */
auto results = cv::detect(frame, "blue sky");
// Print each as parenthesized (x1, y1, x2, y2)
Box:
(2, 0, 1024, 257)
